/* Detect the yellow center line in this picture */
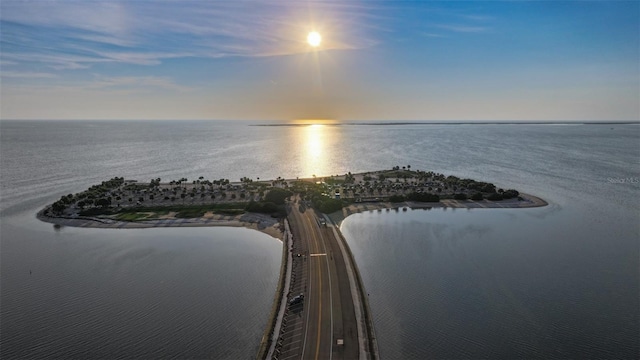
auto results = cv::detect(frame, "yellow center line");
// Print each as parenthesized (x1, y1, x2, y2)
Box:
(304, 213, 324, 360)
(315, 252, 322, 360)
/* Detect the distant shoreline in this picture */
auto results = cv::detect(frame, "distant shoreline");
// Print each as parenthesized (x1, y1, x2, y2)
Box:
(250, 121, 640, 127)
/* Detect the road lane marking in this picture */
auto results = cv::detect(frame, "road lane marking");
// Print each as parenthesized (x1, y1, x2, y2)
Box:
(304, 212, 324, 360)
(315, 241, 323, 360)
(310, 253, 326, 257)
(320, 226, 334, 360)
(287, 338, 303, 346)
(279, 352, 301, 360)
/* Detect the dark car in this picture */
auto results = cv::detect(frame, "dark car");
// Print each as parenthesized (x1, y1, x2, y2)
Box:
(289, 294, 304, 306)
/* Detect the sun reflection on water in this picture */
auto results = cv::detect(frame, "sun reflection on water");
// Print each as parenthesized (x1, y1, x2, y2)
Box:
(303, 124, 329, 178)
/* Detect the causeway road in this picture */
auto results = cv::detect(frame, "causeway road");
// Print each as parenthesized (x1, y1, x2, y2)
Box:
(271, 196, 377, 359)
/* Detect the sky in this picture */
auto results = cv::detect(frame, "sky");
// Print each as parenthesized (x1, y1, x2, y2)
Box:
(1, 1, 638, 121)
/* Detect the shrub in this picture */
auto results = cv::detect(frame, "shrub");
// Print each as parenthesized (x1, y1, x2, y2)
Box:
(481, 183, 496, 193)
(453, 193, 468, 200)
(313, 197, 343, 213)
(406, 192, 440, 202)
(264, 188, 293, 205)
(487, 192, 503, 201)
(246, 201, 279, 214)
(471, 192, 484, 201)
(502, 189, 520, 199)
(388, 195, 406, 202)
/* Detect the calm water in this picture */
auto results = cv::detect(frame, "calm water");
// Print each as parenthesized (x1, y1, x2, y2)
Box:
(1, 120, 638, 358)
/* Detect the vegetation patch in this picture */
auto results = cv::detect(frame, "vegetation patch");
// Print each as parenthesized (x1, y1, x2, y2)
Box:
(115, 212, 154, 221)
(406, 192, 440, 202)
(264, 188, 293, 205)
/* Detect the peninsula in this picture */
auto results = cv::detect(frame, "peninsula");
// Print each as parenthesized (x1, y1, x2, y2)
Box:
(38, 168, 546, 360)
(38, 167, 546, 232)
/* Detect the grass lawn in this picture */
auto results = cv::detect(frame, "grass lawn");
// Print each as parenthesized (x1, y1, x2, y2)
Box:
(115, 212, 154, 221)
(113, 203, 248, 220)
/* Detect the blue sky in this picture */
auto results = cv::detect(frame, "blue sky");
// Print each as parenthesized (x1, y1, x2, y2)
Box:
(1, 1, 638, 121)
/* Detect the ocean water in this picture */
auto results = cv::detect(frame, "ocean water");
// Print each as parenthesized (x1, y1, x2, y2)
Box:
(1, 120, 638, 358)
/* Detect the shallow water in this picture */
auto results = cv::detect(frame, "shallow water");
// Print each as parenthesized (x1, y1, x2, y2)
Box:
(1, 215, 281, 359)
(342, 206, 638, 359)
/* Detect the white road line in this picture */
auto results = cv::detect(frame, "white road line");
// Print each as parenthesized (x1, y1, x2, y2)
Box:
(279, 351, 301, 360)
(286, 338, 303, 346)
(309, 253, 327, 257)
(286, 327, 305, 336)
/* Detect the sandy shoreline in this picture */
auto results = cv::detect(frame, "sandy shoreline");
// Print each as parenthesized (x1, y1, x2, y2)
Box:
(37, 210, 284, 240)
(37, 193, 546, 237)
(327, 193, 548, 225)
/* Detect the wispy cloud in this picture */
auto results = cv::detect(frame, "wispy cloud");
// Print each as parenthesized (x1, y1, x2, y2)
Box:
(4, 75, 194, 95)
(0, 71, 58, 79)
(422, 33, 448, 38)
(86, 76, 193, 93)
(433, 24, 489, 33)
(0, 1, 379, 71)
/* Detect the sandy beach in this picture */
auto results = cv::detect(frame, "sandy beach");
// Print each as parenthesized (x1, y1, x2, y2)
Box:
(37, 210, 284, 240)
(328, 193, 547, 225)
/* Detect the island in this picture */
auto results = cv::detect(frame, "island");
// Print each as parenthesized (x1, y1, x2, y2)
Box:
(37, 167, 547, 360)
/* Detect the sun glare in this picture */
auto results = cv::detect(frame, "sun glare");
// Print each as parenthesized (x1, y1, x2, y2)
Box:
(307, 31, 322, 47)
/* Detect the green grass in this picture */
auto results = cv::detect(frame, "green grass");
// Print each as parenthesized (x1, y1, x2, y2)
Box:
(118, 203, 247, 219)
(80, 201, 280, 220)
(115, 212, 153, 221)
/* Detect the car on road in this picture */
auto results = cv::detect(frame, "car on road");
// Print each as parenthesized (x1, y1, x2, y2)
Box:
(289, 294, 304, 306)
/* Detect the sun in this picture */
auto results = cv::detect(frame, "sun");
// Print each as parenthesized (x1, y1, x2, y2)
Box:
(307, 31, 322, 47)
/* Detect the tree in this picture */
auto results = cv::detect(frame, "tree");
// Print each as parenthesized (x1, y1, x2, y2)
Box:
(407, 192, 439, 202)
(502, 189, 520, 199)
(96, 198, 111, 208)
(453, 193, 468, 200)
(264, 188, 293, 205)
(51, 201, 66, 215)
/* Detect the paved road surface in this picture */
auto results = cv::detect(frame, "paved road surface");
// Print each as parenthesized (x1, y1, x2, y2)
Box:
(274, 197, 361, 360)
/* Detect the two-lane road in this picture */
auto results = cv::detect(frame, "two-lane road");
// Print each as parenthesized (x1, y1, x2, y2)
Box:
(297, 205, 333, 359)
(274, 196, 364, 360)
